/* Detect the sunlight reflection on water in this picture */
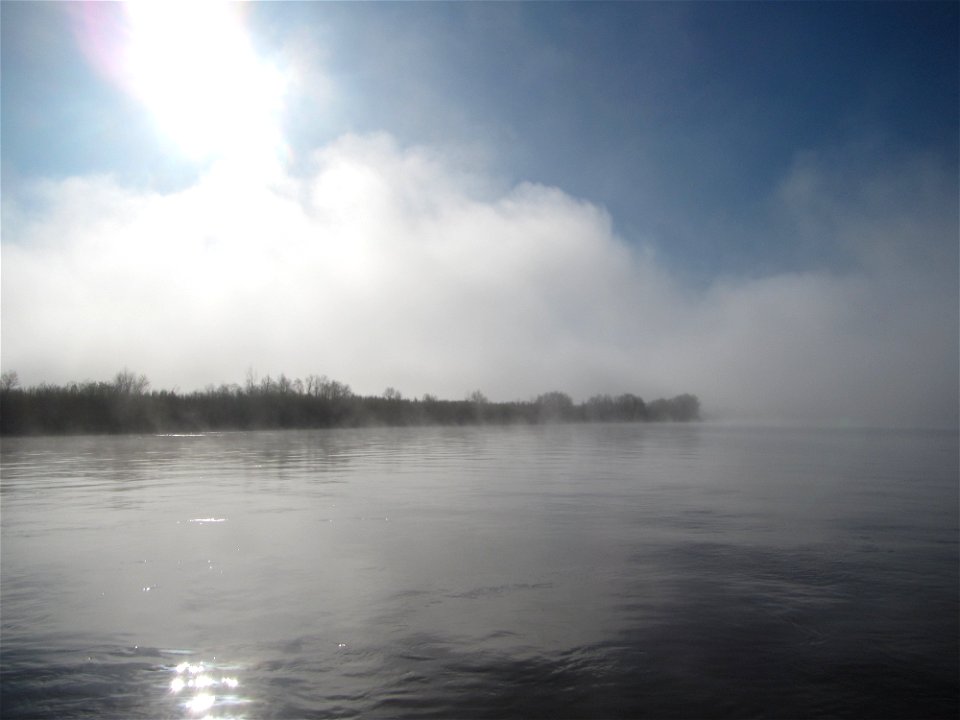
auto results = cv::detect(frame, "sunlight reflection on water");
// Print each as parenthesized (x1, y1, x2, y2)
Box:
(167, 657, 248, 719)
(1, 427, 956, 719)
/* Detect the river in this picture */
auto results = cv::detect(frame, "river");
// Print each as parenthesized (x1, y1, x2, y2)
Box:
(1, 424, 957, 718)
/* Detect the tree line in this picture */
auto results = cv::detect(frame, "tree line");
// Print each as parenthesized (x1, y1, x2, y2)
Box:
(0, 370, 700, 436)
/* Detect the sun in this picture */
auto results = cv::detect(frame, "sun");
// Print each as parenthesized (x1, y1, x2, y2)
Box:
(121, 2, 288, 163)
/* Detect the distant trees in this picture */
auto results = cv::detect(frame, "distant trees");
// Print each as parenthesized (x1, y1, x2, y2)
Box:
(114, 369, 150, 395)
(0, 372, 156, 435)
(305, 374, 352, 400)
(585, 393, 647, 421)
(0, 369, 700, 436)
(536, 391, 575, 422)
(647, 393, 700, 422)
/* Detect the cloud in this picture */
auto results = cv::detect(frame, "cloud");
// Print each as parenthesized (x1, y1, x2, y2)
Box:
(2, 133, 956, 427)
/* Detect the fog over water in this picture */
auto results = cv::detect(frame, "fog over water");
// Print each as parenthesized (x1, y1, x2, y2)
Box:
(2, 7, 957, 720)
(3, 135, 957, 427)
(2, 3, 957, 428)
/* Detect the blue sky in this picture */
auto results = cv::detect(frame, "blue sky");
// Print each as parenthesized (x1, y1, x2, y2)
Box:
(2, 2, 957, 426)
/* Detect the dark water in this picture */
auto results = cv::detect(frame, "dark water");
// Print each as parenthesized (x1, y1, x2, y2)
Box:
(1, 424, 957, 719)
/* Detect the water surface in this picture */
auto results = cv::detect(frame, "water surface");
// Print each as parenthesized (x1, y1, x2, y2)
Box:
(2, 424, 957, 718)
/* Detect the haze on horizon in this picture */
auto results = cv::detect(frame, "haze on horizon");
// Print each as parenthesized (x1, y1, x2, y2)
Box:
(2, 2, 957, 428)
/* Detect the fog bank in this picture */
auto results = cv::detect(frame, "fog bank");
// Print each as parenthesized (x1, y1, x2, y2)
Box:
(2, 134, 956, 427)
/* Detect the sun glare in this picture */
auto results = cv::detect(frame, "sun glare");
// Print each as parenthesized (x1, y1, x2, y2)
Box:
(122, 2, 288, 163)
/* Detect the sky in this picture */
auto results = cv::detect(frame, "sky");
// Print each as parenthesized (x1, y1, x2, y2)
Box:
(2, 1, 957, 427)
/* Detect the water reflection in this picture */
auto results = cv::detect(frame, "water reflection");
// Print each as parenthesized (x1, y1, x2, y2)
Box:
(167, 657, 248, 719)
(2, 427, 956, 718)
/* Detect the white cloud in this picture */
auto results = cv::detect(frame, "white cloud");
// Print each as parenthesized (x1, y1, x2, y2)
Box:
(2, 133, 956, 427)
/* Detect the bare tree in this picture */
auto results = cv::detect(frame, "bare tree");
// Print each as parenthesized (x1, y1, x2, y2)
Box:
(468, 390, 488, 405)
(114, 369, 150, 395)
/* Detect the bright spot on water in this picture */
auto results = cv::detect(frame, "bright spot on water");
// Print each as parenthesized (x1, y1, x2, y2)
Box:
(189, 518, 227, 524)
(169, 657, 244, 717)
(192, 674, 215, 689)
(185, 692, 215, 714)
(176, 662, 206, 675)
